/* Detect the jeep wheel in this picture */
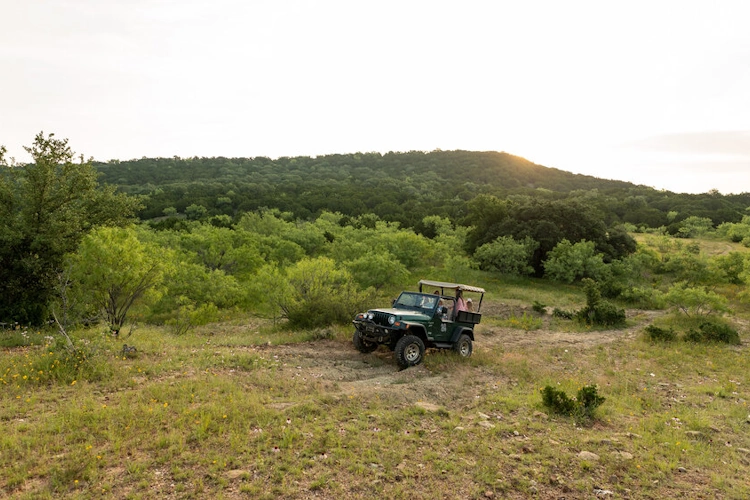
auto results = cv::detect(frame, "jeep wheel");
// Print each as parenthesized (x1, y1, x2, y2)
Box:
(353, 330, 378, 353)
(394, 335, 425, 369)
(453, 334, 473, 358)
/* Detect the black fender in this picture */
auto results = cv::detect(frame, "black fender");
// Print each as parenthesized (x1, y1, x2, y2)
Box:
(401, 323, 429, 343)
(450, 327, 474, 343)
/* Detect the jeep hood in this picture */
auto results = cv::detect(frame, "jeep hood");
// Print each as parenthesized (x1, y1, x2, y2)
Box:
(370, 307, 432, 322)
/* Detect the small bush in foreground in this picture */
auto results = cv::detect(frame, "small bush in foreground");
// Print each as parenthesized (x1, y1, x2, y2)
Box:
(684, 321, 740, 345)
(552, 308, 574, 320)
(644, 324, 676, 342)
(540, 384, 605, 422)
(531, 301, 547, 314)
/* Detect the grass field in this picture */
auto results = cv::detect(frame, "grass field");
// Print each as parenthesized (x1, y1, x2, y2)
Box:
(2, 292, 749, 499)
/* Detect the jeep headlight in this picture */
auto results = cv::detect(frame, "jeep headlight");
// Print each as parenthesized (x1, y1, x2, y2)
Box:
(366, 312, 374, 320)
(388, 315, 396, 325)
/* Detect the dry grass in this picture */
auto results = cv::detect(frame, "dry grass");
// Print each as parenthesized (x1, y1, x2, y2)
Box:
(1, 306, 749, 499)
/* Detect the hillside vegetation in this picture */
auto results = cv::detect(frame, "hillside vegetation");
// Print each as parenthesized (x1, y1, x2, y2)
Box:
(95, 150, 750, 233)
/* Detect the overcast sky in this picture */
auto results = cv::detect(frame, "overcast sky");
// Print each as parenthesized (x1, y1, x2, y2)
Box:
(2, 0, 749, 194)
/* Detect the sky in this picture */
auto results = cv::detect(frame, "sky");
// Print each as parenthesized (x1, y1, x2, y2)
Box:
(2, 0, 749, 194)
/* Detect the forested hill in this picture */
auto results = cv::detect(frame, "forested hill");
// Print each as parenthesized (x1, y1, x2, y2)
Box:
(95, 150, 750, 230)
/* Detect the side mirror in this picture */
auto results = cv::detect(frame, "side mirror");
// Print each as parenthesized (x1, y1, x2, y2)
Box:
(392, 299, 397, 306)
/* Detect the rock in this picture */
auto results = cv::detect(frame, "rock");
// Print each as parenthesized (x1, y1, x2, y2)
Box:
(578, 451, 600, 461)
(484, 491, 495, 498)
(532, 411, 548, 419)
(548, 438, 561, 445)
(615, 451, 634, 460)
(677, 467, 687, 473)
(415, 402, 441, 412)
(478, 421, 496, 429)
(621, 432, 642, 439)
(478, 412, 491, 420)
(225, 470, 248, 480)
(685, 430, 705, 439)
(737, 448, 750, 455)
(594, 489, 614, 497)
(454, 426, 465, 431)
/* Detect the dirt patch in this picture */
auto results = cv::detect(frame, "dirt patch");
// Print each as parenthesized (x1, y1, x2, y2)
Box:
(249, 309, 667, 410)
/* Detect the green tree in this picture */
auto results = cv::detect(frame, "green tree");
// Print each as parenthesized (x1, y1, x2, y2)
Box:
(664, 282, 729, 318)
(344, 251, 409, 290)
(185, 203, 207, 220)
(543, 240, 609, 283)
(68, 226, 171, 334)
(474, 236, 537, 275)
(677, 216, 714, 238)
(0, 133, 140, 324)
(276, 257, 371, 328)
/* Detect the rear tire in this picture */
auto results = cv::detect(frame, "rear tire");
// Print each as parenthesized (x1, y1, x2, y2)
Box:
(353, 330, 378, 353)
(453, 334, 473, 358)
(394, 335, 425, 369)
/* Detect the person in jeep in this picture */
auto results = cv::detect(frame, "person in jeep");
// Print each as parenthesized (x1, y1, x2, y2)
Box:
(352, 280, 484, 369)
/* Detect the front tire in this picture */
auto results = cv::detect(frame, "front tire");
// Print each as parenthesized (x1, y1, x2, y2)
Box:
(453, 334, 473, 358)
(394, 335, 425, 369)
(353, 330, 378, 353)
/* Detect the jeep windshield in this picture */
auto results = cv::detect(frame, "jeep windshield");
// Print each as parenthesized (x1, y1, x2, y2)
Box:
(394, 292, 438, 312)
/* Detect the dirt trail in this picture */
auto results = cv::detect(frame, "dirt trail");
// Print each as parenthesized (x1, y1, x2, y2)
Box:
(254, 308, 667, 407)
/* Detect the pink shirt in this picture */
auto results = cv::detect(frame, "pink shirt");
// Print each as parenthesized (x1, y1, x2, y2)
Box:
(456, 297, 467, 313)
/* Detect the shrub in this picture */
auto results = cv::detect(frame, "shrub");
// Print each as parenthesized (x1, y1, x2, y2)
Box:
(619, 286, 667, 309)
(664, 282, 729, 317)
(543, 240, 610, 284)
(474, 236, 537, 276)
(575, 279, 626, 327)
(685, 321, 740, 345)
(532, 301, 547, 314)
(644, 324, 676, 342)
(270, 257, 373, 328)
(552, 308, 574, 320)
(540, 384, 605, 422)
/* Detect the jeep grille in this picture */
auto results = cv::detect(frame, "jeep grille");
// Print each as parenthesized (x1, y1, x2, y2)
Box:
(371, 311, 392, 326)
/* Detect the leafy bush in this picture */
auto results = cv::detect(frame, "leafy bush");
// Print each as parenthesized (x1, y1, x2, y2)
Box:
(618, 286, 666, 309)
(474, 236, 537, 276)
(269, 257, 373, 328)
(664, 282, 729, 317)
(167, 300, 220, 335)
(543, 240, 610, 284)
(684, 321, 740, 345)
(575, 279, 626, 327)
(552, 308, 574, 320)
(540, 384, 605, 421)
(532, 301, 547, 314)
(644, 324, 676, 342)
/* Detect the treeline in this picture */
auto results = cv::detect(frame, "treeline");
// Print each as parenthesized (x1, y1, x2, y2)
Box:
(95, 150, 750, 233)
(5, 134, 750, 330)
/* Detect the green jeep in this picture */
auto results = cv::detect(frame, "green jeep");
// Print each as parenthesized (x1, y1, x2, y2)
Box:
(352, 280, 485, 369)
